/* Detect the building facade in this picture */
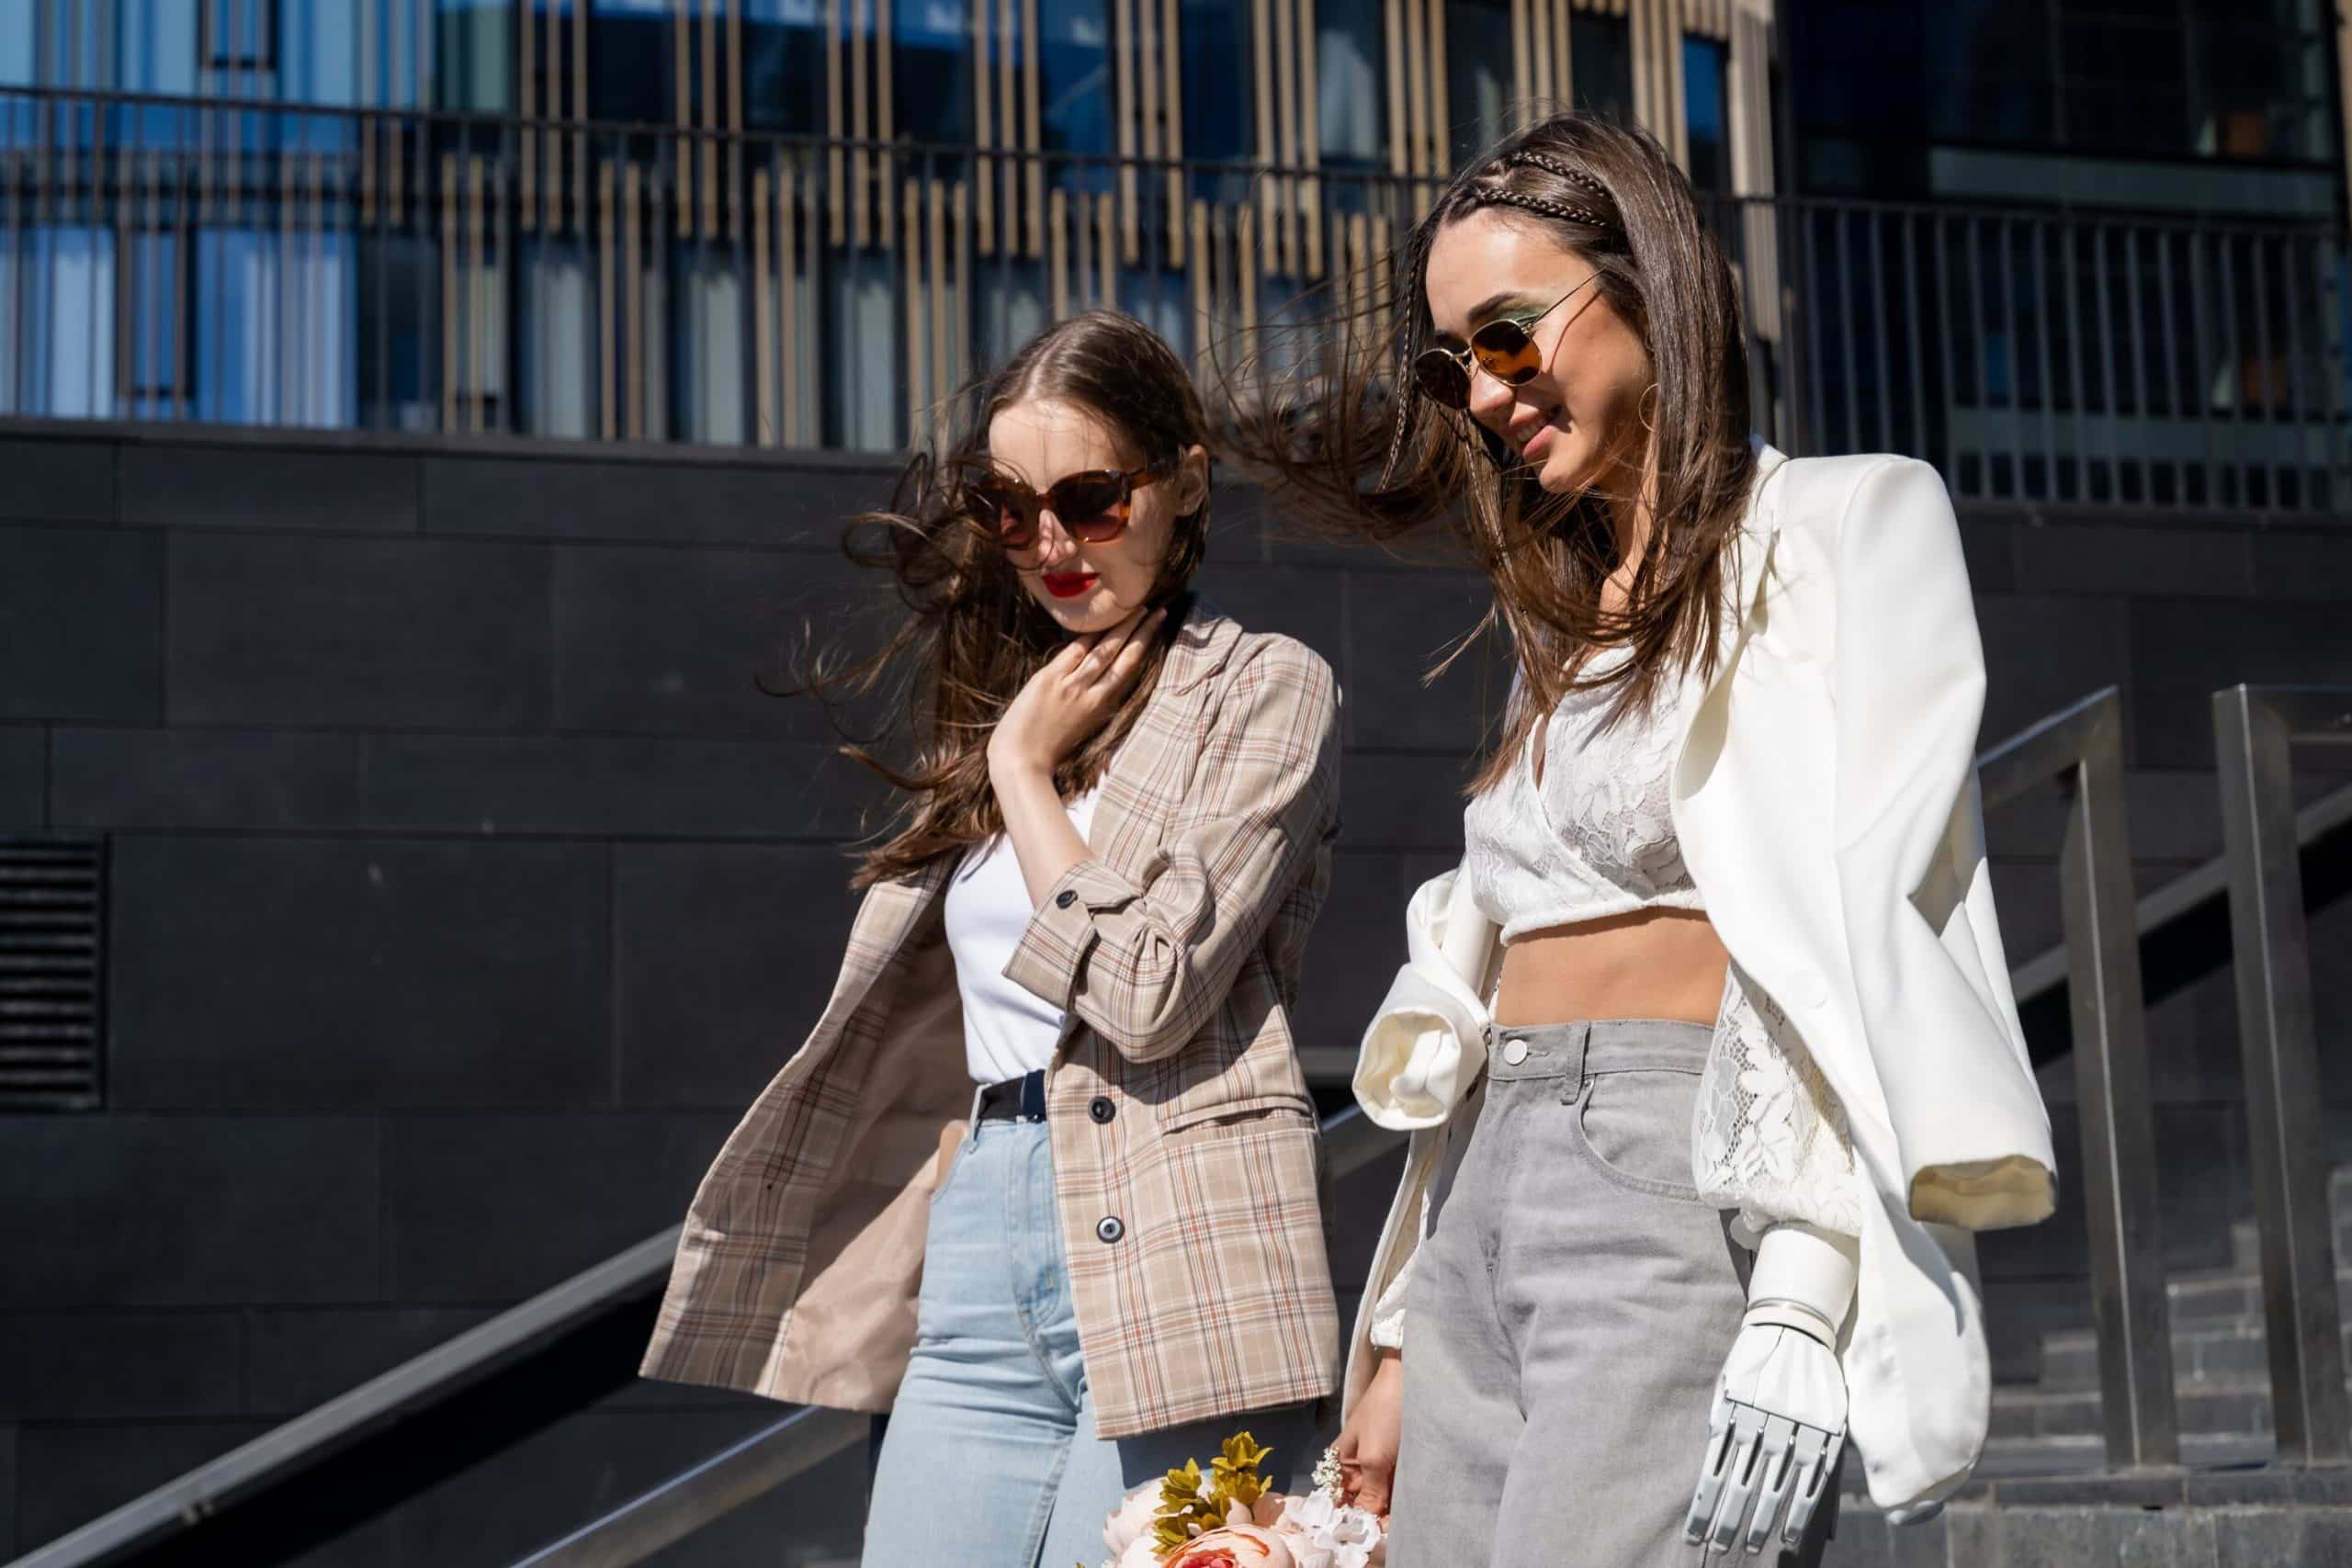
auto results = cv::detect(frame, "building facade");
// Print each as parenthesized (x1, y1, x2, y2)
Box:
(0, 0, 1775, 454)
(1775, 0, 2349, 514)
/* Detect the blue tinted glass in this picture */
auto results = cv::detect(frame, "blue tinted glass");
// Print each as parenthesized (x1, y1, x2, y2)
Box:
(1038, 0, 1110, 154)
(0, 1, 30, 88)
(1182, 0, 1252, 164)
(1444, 0, 1510, 164)
(436, 0, 514, 111)
(896, 0, 970, 146)
(1316, 0, 1381, 164)
(1571, 13, 1633, 123)
(1681, 34, 1727, 192)
(278, 1, 359, 105)
(744, 0, 823, 132)
(118, 0, 199, 94)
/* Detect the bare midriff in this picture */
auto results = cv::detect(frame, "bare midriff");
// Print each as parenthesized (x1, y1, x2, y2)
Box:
(1492, 907, 1730, 1028)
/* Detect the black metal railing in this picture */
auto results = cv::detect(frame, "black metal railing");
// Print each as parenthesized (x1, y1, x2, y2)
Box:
(2, 85, 2346, 513)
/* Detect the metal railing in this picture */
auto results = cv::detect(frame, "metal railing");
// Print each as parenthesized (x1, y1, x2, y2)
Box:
(2, 85, 2346, 514)
(506, 1104, 1408, 1568)
(24, 691, 2352, 1566)
(1977, 687, 2177, 1471)
(2214, 684, 2352, 1466)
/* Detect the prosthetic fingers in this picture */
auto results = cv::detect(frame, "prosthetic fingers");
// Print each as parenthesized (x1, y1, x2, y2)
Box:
(1683, 1223, 1860, 1555)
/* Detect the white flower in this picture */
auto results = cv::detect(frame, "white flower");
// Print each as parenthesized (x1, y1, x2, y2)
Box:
(1272, 1492, 1385, 1568)
(1104, 1484, 1160, 1555)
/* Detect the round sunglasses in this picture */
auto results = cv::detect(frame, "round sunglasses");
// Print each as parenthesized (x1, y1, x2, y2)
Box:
(958, 459, 1168, 550)
(1412, 273, 1600, 410)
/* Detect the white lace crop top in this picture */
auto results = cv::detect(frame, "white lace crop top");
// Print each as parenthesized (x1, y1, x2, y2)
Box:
(1368, 660, 1864, 1349)
(1463, 648, 1703, 942)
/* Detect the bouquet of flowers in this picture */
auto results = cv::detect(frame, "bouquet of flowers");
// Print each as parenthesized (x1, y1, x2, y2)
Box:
(1091, 1433, 1386, 1568)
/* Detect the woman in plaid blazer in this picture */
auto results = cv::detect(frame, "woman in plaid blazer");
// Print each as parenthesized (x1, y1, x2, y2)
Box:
(640, 311, 1343, 1567)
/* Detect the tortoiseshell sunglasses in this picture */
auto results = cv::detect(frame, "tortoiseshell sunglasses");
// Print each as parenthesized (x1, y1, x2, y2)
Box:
(957, 459, 1169, 549)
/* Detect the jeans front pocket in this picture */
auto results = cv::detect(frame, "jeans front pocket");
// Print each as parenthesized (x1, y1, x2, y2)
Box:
(1572, 1066, 1708, 1202)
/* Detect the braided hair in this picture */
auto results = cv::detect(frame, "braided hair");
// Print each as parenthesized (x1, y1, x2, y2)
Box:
(1224, 111, 1756, 798)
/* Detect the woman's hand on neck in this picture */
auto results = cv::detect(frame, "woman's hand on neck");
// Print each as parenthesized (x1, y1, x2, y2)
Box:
(987, 605, 1165, 906)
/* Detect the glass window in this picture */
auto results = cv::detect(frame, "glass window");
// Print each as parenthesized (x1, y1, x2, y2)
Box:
(1793, 0, 2331, 172)
(196, 229, 357, 427)
(127, 231, 185, 416)
(2054, 0, 2188, 158)
(0, 0, 31, 88)
(1682, 34, 1728, 193)
(1316, 0, 1382, 164)
(2189, 0, 2329, 162)
(1444, 0, 1510, 165)
(6, 228, 114, 419)
(592, 0, 674, 124)
(1570, 12, 1632, 124)
(895, 0, 971, 147)
(118, 1, 199, 94)
(1182, 0, 1253, 164)
(277, 1, 360, 106)
(204, 0, 277, 72)
(437, 0, 514, 112)
(743, 0, 824, 133)
(1038, 0, 1111, 154)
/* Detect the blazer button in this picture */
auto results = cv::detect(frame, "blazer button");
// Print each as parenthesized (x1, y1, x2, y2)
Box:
(1096, 1215, 1125, 1245)
(1054, 889, 1078, 909)
(1088, 1096, 1116, 1124)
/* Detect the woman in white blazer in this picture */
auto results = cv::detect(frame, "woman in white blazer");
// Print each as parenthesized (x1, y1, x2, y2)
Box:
(1235, 114, 2057, 1565)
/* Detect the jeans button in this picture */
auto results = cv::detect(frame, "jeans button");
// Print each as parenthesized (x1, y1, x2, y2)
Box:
(1096, 1215, 1125, 1244)
(1088, 1096, 1116, 1124)
(1501, 1036, 1530, 1066)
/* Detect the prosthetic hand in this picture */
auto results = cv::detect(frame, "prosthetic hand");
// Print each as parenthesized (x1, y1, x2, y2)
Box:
(1684, 1224, 1860, 1555)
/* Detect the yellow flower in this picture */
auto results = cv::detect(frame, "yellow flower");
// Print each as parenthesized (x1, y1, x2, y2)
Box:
(1146, 1432, 1278, 1559)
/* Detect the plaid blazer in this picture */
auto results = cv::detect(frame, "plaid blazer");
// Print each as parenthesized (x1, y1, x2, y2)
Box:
(640, 604, 1344, 1438)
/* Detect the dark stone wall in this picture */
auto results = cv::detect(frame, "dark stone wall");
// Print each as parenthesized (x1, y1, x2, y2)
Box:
(2, 421, 2349, 1563)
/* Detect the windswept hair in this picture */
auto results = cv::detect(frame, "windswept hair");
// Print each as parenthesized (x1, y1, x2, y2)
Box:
(794, 310, 1213, 888)
(1225, 113, 1757, 794)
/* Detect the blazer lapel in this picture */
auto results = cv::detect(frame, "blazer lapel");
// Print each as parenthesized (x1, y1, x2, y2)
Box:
(1080, 597, 1241, 874)
(1669, 442, 1792, 773)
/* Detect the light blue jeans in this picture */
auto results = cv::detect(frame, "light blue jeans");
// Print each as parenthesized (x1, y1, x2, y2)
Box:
(862, 1115, 1317, 1568)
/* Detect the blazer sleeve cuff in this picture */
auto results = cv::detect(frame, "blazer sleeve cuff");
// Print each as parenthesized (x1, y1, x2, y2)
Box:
(1002, 857, 1148, 1011)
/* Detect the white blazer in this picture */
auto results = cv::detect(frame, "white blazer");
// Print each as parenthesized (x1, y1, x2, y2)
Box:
(1346, 445, 2059, 1518)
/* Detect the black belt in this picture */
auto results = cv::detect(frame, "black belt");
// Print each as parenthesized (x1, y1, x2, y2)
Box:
(975, 1068, 1048, 1122)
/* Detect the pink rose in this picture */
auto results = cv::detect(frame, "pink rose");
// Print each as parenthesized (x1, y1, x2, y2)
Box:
(1165, 1524, 1295, 1568)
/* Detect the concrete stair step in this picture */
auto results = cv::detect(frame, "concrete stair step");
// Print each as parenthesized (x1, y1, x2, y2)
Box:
(1970, 1429, 2278, 1481)
(2037, 1314, 2318, 1392)
(1987, 1381, 2280, 1442)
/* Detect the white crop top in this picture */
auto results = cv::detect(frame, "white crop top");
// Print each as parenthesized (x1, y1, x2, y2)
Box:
(1463, 648, 1703, 943)
(944, 790, 1100, 1085)
(1370, 658, 1864, 1350)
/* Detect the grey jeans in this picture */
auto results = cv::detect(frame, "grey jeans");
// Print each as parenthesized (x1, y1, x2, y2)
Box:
(1386, 1018, 1838, 1567)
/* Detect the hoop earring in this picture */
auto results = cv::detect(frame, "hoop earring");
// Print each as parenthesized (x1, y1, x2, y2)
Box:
(1638, 383, 1659, 436)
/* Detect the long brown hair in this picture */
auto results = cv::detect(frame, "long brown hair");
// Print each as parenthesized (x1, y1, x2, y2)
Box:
(1227, 113, 1756, 793)
(797, 310, 1214, 887)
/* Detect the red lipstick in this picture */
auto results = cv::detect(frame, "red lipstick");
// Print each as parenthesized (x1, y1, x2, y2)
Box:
(1042, 572, 1098, 600)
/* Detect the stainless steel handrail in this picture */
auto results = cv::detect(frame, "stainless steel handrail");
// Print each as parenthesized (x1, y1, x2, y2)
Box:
(1977, 687, 2178, 1471)
(508, 1107, 1406, 1568)
(3, 1231, 686, 1568)
(2213, 683, 2352, 1467)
